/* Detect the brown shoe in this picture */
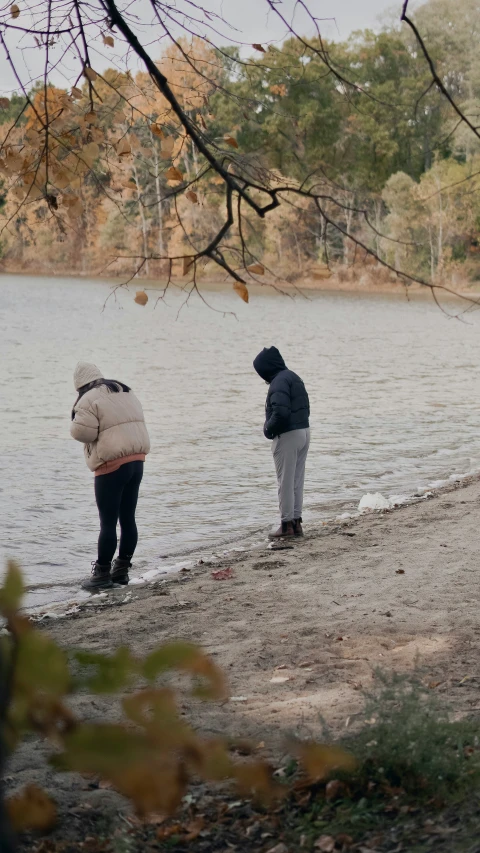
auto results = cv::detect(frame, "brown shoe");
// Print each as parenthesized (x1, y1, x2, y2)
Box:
(269, 521, 295, 540)
(293, 518, 304, 537)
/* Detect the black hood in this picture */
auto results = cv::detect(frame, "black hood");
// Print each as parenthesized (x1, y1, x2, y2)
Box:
(253, 346, 287, 383)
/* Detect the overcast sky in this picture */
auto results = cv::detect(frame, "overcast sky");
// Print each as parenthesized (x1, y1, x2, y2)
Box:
(0, 0, 417, 96)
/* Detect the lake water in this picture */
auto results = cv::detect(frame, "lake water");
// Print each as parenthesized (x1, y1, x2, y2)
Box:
(2, 275, 480, 608)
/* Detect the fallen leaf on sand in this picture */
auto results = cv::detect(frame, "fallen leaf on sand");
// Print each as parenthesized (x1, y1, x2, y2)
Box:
(428, 681, 443, 689)
(396, 569, 405, 575)
(275, 664, 288, 670)
(315, 836, 335, 852)
(211, 568, 234, 580)
(299, 660, 315, 667)
(270, 675, 290, 684)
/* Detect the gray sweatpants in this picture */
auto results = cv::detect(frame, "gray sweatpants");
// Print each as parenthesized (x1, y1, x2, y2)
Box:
(272, 428, 310, 522)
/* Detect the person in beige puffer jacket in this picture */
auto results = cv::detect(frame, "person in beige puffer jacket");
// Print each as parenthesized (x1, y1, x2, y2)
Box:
(71, 361, 150, 591)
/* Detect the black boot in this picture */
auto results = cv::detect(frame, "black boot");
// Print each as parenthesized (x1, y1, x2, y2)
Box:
(111, 557, 131, 586)
(293, 518, 304, 537)
(81, 562, 113, 592)
(268, 521, 295, 540)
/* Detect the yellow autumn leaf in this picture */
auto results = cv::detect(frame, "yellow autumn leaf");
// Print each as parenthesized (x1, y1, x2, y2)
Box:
(160, 136, 175, 159)
(165, 165, 183, 182)
(11, 4, 20, 18)
(185, 190, 198, 204)
(116, 138, 131, 157)
(90, 127, 105, 143)
(27, 185, 44, 202)
(62, 195, 83, 218)
(234, 282, 249, 303)
(252, 43, 266, 52)
(7, 785, 56, 831)
(82, 141, 100, 167)
(83, 66, 98, 82)
(71, 86, 83, 99)
(247, 262, 265, 275)
(103, 35, 114, 47)
(150, 123, 165, 139)
(129, 132, 142, 150)
(294, 742, 356, 782)
(224, 134, 239, 149)
(134, 291, 148, 306)
(11, 185, 25, 201)
(51, 167, 72, 190)
(183, 256, 194, 276)
(84, 110, 96, 124)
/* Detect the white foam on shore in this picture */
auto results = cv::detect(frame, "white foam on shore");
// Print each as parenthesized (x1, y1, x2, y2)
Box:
(130, 560, 195, 585)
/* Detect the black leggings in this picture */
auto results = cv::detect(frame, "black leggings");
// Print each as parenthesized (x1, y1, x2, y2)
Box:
(94, 461, 144, 564)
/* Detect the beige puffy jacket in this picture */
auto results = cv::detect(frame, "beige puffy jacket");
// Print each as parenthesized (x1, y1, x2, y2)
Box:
(71, 384, 150, 472)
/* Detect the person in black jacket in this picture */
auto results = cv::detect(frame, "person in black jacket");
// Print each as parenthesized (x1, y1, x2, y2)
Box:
(253, 346, 310, 538)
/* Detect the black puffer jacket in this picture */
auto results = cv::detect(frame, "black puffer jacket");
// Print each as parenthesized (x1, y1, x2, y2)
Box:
(253, 347, 310, 440)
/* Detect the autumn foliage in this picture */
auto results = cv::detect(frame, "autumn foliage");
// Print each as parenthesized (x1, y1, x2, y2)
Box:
(2, 0, 480, 303)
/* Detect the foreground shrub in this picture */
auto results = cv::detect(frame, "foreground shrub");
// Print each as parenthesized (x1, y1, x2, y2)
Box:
(0, 562, 353, 850)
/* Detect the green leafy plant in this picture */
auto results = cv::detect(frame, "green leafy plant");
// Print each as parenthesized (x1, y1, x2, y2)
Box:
(286, 671, 480, 849)
(349, 670, 480, 798)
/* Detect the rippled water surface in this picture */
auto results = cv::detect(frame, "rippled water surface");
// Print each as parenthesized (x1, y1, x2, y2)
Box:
(1, 275, 480, 606)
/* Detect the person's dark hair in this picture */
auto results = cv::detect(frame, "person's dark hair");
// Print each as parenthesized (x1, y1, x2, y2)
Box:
(71, 379, 131, 419)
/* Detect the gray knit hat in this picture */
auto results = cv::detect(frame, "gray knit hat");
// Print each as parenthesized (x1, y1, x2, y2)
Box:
(73, 361, 103, 391)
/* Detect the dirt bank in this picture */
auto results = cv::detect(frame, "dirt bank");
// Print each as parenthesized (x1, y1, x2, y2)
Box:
(8, 476, 480, 848)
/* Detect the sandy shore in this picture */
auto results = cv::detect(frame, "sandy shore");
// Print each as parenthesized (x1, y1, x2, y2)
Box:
(4, 267, 480, 300)
(8, 475, 480, 837)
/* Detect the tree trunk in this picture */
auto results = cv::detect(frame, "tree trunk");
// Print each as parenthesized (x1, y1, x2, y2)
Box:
(293, 229, 302, 270)
(150, 128, 164, 257)
(437, 174, 443, 277)
(344, 196, 354, 264)
(429, 226, 435, 280)
(132, 161, 150, 276)
(374, 199, 383, 261)
(319, 212, 327, 262)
